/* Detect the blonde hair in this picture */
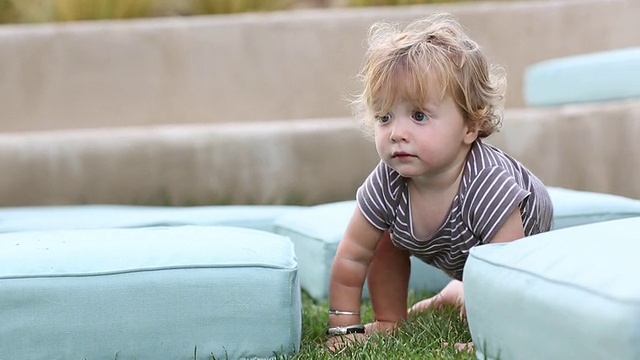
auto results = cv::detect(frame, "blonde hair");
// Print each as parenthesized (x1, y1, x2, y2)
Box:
(353, 13, 506, 138)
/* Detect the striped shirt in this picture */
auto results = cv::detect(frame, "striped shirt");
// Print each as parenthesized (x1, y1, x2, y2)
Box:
(357, 139, 554, 280)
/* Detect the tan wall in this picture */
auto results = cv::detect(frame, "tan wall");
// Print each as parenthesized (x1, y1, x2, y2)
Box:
(1, 99, 638, 207)
(488, 100, 640, 201)
(0, 119, 380, 206)
(1, 0, 638, 133)
(1, 0, 638, 206)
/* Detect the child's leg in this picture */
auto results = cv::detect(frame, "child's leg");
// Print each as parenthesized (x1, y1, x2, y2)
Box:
(410, 279, 473, 351)
(365, 230, 411, 333)
(409, 279, 465, 318)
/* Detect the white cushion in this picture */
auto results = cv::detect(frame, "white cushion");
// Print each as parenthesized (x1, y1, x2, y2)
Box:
(0, 226, 301, 359)
(273, 201, 452, 300)
(464, 217, 640, 360)
(273, 188, 640, 301)
(0, 205, 301, 233)
(524, 47, 640, 106)
(548, 187, 640, 229)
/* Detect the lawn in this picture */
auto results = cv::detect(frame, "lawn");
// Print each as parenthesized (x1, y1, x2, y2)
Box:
(284, 290, 476, 360)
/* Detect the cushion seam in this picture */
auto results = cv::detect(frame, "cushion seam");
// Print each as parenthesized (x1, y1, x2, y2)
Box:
(0, 263, 297, 280)
(467, 254, 640, 306)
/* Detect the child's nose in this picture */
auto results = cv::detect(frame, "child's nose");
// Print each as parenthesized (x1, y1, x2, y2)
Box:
(390, 119, 409, 142)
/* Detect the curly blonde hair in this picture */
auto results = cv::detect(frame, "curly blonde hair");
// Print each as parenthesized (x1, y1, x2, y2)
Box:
(353, 13, 506, 138)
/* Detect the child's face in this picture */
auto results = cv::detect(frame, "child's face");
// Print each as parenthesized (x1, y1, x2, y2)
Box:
(373, 93, 477, 181)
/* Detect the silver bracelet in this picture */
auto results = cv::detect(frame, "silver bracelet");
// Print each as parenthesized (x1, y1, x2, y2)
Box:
(329, 309, 360, 316)
(326, 324, 366, 336)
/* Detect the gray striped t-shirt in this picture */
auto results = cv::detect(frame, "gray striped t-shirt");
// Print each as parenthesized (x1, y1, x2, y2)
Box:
(357, 139, 553, 280)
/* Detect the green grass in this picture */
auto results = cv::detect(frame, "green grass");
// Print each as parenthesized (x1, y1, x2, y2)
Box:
(103, 288, 474, 359)
(286, 290, 476, 359)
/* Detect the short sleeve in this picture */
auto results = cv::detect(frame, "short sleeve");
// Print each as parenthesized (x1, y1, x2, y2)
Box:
(356, 161, 397, 231)
(462, 166, 530, 243)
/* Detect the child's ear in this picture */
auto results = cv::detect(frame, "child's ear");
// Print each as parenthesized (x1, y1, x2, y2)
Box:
(464, 118, 480, 144)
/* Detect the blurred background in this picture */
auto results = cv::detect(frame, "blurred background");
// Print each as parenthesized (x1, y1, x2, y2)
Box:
(1, 0, 476, 24)
(1, 0, 638, 207)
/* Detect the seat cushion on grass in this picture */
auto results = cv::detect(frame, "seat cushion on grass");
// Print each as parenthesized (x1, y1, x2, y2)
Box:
(273, 187, 640, 301)
(273, 200, 452, 301)
(0, 226, 301, 360)
(464, 217, 640, 360)
(0, 205, 302, 233)
(548, 187, 640, 229)
(524, 47, 640, 107)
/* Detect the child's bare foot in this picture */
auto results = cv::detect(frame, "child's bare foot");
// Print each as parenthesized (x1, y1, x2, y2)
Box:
(408, 292, 443, 313)
(408, 279, 466, 319)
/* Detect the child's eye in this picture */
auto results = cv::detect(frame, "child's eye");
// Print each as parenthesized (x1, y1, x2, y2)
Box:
(412, 111, 428, 122)
(375, 113, 392, 123)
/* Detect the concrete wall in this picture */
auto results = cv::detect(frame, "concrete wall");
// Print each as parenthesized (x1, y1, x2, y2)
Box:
(1, 99, 639, 207)
(1, 0, 638, 206)
(1, 0, 638, 133)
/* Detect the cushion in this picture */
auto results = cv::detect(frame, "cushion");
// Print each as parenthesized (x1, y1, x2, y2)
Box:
(273, 201, 452, 301)
(548, 187, 640, 229)
(464, 217, 640, 360)
(272, 187, 640, 301)
(0, 205, 301, 233)
(524, 47, 640, 106)
(0, 226, 301, 359)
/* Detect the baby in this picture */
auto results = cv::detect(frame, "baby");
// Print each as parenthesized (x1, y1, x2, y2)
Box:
(326, 12, 554, 351)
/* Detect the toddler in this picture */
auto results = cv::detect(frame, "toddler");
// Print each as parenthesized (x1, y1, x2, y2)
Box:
(326, 12, 554, 351)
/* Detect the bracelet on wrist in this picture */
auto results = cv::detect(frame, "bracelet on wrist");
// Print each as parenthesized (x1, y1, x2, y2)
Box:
(329, 309, 360, 316)
(326, 324, 366, 336)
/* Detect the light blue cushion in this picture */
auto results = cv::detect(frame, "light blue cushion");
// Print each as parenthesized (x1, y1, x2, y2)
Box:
(548, 187, 640, 229)
(524, 47, 640, 106)
(464, 217, 640, 360)
(273, 187, 640, 301)
(273, 201, 452, 301)
(0, 205, 301, 233)
(0, 226, 301, 360)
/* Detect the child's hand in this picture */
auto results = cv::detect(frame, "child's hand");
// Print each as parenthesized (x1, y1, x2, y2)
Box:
(326, 320, 400, 352)
(326, 333, 366, 352)
(364, 320, 398, 335)
(408, 279, 466, 319)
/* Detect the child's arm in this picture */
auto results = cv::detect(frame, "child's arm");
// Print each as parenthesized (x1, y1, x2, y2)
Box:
(487, 207, 525, 244)
(328, 207, 384, 328)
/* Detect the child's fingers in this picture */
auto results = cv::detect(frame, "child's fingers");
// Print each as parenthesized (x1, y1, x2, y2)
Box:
(326, 333, 366, 352)
(364, 320, 398, 334)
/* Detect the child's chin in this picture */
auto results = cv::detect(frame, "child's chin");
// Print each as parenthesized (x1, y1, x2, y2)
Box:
(389, 164, 423, 178)
(396, 169, 423, 179)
